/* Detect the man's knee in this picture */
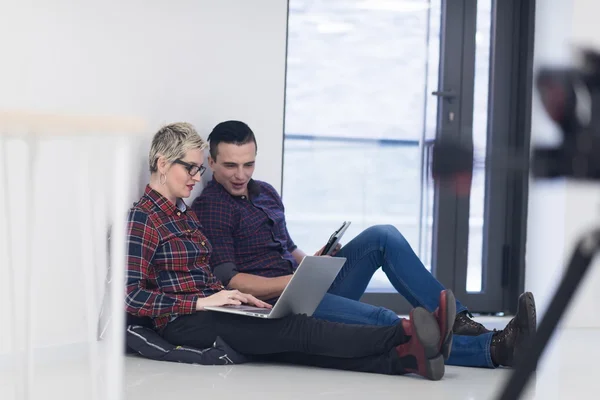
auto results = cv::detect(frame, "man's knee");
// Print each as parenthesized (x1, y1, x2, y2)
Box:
(376, 307, 400, 326)
(364, 224, 408, 246)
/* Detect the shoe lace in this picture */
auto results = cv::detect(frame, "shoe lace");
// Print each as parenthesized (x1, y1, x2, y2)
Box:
(458, 311, 499, 333)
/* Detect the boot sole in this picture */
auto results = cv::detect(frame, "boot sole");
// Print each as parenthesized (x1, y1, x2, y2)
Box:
(412, 307, 445, 381)
(440, 290, 457, 360)
(513, 292, 537, 367)
(519, 292, 537, 333)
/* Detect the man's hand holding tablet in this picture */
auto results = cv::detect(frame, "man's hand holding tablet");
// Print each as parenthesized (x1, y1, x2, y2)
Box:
(317, 221, 351, 256)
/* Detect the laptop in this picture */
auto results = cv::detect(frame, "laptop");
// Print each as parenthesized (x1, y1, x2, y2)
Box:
(204, 255, 346, 319)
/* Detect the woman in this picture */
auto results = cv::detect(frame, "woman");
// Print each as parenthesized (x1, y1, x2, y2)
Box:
(125, 122, 455, 380)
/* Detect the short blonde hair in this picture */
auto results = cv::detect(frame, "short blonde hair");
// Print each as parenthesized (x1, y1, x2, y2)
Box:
(148, 122, 207, 173)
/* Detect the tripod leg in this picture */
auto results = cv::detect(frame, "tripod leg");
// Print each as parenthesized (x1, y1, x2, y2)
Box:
(497, 231, 600, 400)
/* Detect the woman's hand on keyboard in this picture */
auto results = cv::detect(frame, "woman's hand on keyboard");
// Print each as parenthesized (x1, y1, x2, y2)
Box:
(197, 290, 273, 311)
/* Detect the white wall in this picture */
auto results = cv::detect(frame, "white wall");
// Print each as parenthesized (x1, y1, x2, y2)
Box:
(526, 0, 600, 328)
(0, 0, 288, 356)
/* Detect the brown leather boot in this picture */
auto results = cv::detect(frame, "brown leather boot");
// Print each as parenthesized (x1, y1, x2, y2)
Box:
(433, 289, 457, 360)
(490, 292, 537, 367)
(397, 307, 445, 380)
(453, 310, 493, 336)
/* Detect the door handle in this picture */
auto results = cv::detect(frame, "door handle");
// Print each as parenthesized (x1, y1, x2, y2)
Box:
(431, 90, 457, 102)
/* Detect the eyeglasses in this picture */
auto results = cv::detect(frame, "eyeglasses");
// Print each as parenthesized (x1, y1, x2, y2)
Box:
(173, 159, 207, 177)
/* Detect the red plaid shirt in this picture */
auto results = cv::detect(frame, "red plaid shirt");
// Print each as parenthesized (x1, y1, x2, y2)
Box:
(125, 185, 224, 330)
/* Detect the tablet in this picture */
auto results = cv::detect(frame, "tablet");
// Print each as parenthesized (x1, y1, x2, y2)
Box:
(322, 221, 351, 256)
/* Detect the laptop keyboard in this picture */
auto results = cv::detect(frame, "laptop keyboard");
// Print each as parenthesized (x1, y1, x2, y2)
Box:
(249, 308, 272, 315)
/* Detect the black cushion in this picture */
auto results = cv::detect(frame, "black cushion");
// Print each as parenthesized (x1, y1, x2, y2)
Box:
(126, 313, 154, 329)
(125, 325, 249, 365)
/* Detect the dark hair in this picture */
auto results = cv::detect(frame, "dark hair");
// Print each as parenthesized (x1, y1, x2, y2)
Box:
(207, 120, 257, 160)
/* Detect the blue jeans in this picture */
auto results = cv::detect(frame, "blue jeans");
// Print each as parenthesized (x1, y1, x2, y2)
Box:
(312, 224, 495, 368)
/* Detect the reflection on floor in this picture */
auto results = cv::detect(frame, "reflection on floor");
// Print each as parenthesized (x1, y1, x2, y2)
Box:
(1, 321, 599, 399)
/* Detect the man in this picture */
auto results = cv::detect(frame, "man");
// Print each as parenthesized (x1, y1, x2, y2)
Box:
(191, 120, 536, 368)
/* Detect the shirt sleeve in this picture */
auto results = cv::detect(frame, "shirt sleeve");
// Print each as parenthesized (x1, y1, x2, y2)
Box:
(264, 182, 298, 252)
(211, 262, 239, 286)
(125, 208, 199, 318)
(192, 195, 240, 284)
(285, 226, 297, 253)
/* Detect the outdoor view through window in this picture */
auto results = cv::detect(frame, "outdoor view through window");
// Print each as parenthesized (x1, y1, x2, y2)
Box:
(282, 0, 491, 292)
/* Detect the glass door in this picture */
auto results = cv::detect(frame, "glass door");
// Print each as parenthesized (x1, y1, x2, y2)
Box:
(444, 0, 534, 313)
(281, 0, 522, 314)
(282, 0, 442, 308)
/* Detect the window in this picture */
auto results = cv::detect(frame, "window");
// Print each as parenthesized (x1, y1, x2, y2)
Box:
(282, 0, 534, 314)
(283, 0, 442, 292)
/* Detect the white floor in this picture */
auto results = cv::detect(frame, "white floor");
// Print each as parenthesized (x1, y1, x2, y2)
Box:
(1, 323, 599, 400)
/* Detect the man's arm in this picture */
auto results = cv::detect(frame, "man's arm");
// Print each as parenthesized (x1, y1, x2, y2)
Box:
(193, 195, 291, 300)
(291, 248, 308, 264)
(211, 260, 292, 300)
(291, 245, 340, 264)
(277, 188, 339, 262)
(227, 273, 292, 300)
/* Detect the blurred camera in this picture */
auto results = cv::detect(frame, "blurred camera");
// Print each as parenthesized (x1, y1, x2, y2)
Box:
(535, 49, 600, 180)
(432, 48, 600, 182)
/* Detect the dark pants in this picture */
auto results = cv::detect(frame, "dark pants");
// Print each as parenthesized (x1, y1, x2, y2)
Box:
(162, 311, 411, 375)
